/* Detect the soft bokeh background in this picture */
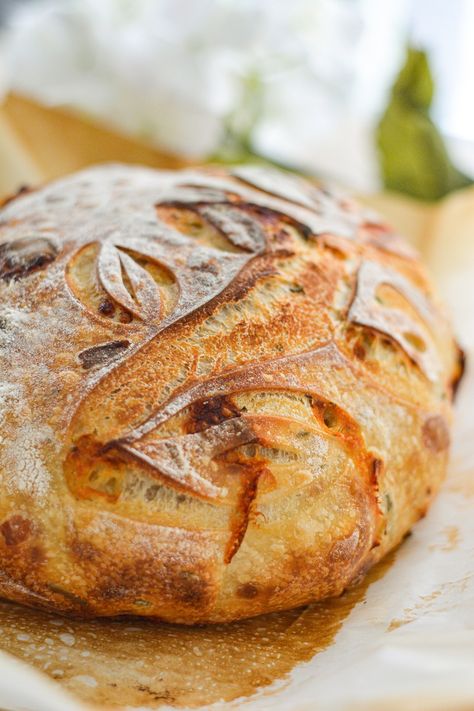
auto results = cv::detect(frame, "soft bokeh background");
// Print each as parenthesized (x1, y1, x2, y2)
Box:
(1, 0, 474, 196)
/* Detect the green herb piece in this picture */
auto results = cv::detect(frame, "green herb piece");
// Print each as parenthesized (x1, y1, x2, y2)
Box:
(377, 47, 472, 201)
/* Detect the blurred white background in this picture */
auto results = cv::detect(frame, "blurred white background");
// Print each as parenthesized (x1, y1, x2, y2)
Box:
(0, 0, 473, 192)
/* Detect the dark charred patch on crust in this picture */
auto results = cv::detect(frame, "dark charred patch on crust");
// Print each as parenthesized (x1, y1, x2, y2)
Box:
(172, 570, 209, 605)
(0, 237, 58, 281)
(422, 415, 450, 452)
(78, 340, 131, 370)
(451, 343, 466, 400)
(98, 298, 116, 317)
(236, 582, 259, 599)
(186, 395, 241, 434)
(46, 583, 90, 608)
(70, 539, 100, 563)
(0, 515, 32, 546)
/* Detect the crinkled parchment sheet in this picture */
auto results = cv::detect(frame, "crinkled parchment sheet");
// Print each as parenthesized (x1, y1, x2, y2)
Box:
(1, 96, 474, 711)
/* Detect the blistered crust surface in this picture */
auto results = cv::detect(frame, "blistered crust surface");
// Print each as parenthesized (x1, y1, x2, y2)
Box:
(0, 164, 461, 623)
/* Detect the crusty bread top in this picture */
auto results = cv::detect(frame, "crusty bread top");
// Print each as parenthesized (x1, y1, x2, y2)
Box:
(0, 164, 463, 621)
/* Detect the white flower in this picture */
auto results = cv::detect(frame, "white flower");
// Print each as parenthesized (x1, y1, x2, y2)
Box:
(1, 0, 409, 188)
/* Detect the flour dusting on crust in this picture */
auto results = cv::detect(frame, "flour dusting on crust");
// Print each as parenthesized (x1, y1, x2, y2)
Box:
(0, 164, 461, 623)
(2, 423, 53, 499)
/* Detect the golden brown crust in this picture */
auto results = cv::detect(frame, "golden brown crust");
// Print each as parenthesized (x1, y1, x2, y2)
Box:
(0, 163, 461, 623)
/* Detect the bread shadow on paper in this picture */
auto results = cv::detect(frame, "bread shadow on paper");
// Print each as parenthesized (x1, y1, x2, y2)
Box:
(0, 550, 397, 709)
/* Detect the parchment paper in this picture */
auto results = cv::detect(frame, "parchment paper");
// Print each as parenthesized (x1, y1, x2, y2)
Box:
(1, 94, 474, 711)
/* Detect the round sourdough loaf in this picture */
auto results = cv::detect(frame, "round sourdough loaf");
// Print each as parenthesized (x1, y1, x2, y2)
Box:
(0, 164, 463, 623)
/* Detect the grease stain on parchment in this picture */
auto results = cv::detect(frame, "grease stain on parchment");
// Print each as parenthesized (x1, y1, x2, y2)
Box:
(387, 574, 470, 632)
(0, 551, 396, 709)
(428, 525, 460, 553)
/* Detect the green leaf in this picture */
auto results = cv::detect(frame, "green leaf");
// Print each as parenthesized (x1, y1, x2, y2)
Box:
(377, 47, 472, 201)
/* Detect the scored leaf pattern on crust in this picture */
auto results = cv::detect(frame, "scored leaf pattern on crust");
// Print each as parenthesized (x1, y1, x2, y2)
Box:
(0, 165, 449, 574)
(64, 166, 416, 335)
(97, 241, 162, 321)
(348, 260, 440, 381)
(197, 204, 267, 253)
(106, 341, 383, 561)
(119, 416, 256, 500)
(68, 199, 268, 330)
(230, 165, 419, 259)
(169, 167, 416, 259)
(54, 167, 444, 563)
(113, 343, 377, 497)
(159, 172, 357, 241)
